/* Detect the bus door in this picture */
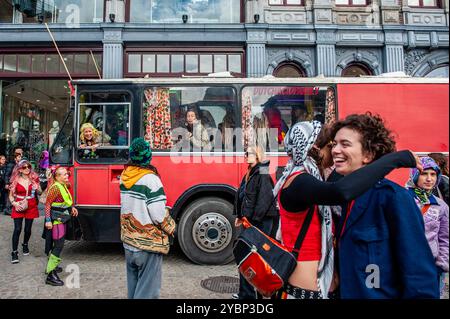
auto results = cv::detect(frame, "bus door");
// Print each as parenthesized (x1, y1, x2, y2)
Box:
(75, 91, 132, 206)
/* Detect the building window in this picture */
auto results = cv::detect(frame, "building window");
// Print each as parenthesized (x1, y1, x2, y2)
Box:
(335, 0, 369, 5)
(408, 0, 440, 7)
(128, 0, 242, 23)
(0, 52, 102, 77)
(269, 0, 303, 5)
(424, 65, 449, 77)
(273, 62, 306, 77)
(13, 0, 104, 23)
(0, 0, 14, 22)
(125, 50, 244, 77)
(341, 63, 373, 77)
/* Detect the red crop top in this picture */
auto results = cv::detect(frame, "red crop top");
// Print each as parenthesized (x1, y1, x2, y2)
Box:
(278, 172, 322, 262)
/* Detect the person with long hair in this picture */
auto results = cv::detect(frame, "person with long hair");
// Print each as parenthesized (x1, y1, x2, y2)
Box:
(44, 166, 78, 286)
(120, 137, 175, 299)
(406, 156, 449, 298)
(8, 159, 41, 264)
(274, 119, 423, 299)
(233, 145, 279, 299)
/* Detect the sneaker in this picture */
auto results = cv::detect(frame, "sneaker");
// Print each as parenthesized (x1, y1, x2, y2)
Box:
(231, 293, 239, 299)
(22, 244, 30, 256)
(11, 251, 19, 264)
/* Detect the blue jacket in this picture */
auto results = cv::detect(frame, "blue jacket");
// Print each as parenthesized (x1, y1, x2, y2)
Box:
(337, 179, 439, 299)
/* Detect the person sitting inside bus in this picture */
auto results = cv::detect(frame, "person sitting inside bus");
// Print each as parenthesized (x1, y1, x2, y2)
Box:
(79, 123, 111, 159)
(184, 109, 211, 151)
(217, 112, 236, 151)
(263, 107, 289, 147)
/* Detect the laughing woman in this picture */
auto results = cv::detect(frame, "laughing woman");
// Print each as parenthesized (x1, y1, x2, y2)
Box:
(44, 166, 78, 286)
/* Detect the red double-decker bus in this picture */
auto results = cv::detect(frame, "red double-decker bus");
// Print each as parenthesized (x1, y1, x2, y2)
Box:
(50, 75, 448, 265)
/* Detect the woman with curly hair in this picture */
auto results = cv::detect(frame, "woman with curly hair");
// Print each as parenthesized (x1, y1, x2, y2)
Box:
(428, 152, 449, 205)
(275, 120, 421, 299)
(330, 113, 438, 298)
(8, 160, 41, 264)
(79, 123, 110, 159)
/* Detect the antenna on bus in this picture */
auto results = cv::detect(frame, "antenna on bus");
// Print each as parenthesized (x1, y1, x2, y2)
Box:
(44, 22, 77, 98)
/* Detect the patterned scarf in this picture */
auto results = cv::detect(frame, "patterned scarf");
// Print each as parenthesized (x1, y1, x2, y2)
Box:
(273, 121, 334, 299)
(414, 187, 433, 204)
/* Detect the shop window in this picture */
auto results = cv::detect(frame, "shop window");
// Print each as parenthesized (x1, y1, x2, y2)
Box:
(335, 0, 369, 5)
(128, 0, 241, 23)
(214, 55, 227, 73)
(273, 62, 306, 78)
(241, 86, 332, 151)
(269, 0, 303, 5)
(186, 55, 199, 73)
(143, 86, 238, 152)
(341, 62, 373, 77)
(143, 54, 156, 73)
(408, 0, 440, 7)
(77, 92, 131, 163)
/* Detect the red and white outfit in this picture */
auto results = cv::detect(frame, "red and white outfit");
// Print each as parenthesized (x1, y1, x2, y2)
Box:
(11, 183, 39, 219)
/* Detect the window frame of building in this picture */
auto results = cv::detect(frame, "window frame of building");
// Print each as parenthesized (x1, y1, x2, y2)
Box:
(407, 0, 441, 8)
(268, 0, 304, 6)
(125, 0, 245, 23)
(124, 47, 245, 77)
(335, 0, 370, 6)
(273, 62, 307, 78)
(341, 62, 374, 77)
(0, 48, 103, 78)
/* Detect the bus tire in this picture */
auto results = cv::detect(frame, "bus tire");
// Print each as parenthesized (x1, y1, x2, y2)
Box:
(177, 197, 236, 265)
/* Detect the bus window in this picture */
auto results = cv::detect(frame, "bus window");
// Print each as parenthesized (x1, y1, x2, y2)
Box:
(143, 86, 237, 152)
(77, 92, 131, 163)
(50, 109, 74, 165)
(241, 86, 335, 152)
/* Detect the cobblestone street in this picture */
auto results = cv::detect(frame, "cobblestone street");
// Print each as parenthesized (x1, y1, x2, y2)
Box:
(0, 214, 447, 299)
(0, 215, 238, 299)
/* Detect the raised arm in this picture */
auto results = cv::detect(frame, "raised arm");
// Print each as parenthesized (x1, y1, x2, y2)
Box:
(281, 150, 416, 212)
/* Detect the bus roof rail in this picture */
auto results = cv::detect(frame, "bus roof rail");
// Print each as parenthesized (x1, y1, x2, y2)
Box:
(361, 71, 411, 78)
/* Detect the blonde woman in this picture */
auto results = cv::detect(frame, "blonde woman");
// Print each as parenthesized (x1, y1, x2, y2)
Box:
(233, 145, 279, 299)
(79, 123, 110, 159)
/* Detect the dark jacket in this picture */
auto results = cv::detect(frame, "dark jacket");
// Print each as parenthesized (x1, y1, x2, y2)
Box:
(0, 164, 6, 186)
(337, 179, 439, 299)
(4, 161, 16, 185)
(234, 160, 279, 223)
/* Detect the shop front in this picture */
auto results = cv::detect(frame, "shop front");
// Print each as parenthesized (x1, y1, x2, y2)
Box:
(0, 49, 102, 166)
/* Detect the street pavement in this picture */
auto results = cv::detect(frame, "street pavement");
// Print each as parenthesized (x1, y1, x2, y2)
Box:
(0, 214, 238, 299)
(0, 214, 448, 299)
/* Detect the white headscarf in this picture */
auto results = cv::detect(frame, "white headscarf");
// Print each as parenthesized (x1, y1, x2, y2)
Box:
(273, 120, 334, 299)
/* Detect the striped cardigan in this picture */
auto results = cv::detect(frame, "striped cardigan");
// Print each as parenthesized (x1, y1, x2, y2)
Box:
(120, 167, 175, 254)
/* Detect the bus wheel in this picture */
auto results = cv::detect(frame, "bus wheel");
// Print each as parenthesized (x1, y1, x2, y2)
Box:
(178, 197, 235, 265)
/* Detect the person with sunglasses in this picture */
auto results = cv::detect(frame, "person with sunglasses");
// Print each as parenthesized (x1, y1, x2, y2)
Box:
(233, 145, 279, 299)
(8, 159, 41, 264)
(43, 166, 78, 286)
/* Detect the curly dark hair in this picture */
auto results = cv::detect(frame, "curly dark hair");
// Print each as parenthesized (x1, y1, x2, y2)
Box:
(330, 113, 396, 161)
(307, 124, 333, 171)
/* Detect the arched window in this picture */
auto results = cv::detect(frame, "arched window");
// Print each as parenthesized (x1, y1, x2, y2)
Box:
(273, 62, 306, 77)
(341, 62, 373, 77)
(424, 65, 449, 78)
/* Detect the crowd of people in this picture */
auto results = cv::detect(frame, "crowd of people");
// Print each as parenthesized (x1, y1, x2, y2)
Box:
(0, 111, 448, 299)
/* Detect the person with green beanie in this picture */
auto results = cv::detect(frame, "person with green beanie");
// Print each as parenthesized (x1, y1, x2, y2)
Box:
(120, 137, 175, 299)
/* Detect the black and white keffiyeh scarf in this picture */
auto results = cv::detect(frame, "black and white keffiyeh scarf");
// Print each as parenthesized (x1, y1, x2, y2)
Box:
(273, 120, 334, 299)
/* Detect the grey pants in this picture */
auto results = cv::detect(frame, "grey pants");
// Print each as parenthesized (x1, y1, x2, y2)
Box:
(125, 249, 163, 299)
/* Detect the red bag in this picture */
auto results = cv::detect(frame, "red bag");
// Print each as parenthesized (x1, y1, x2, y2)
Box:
(233, 207, 314, 297)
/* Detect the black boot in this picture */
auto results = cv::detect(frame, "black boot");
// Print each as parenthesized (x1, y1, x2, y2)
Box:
(22, 243, 30, 256)
(45, 270, 64, 286)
